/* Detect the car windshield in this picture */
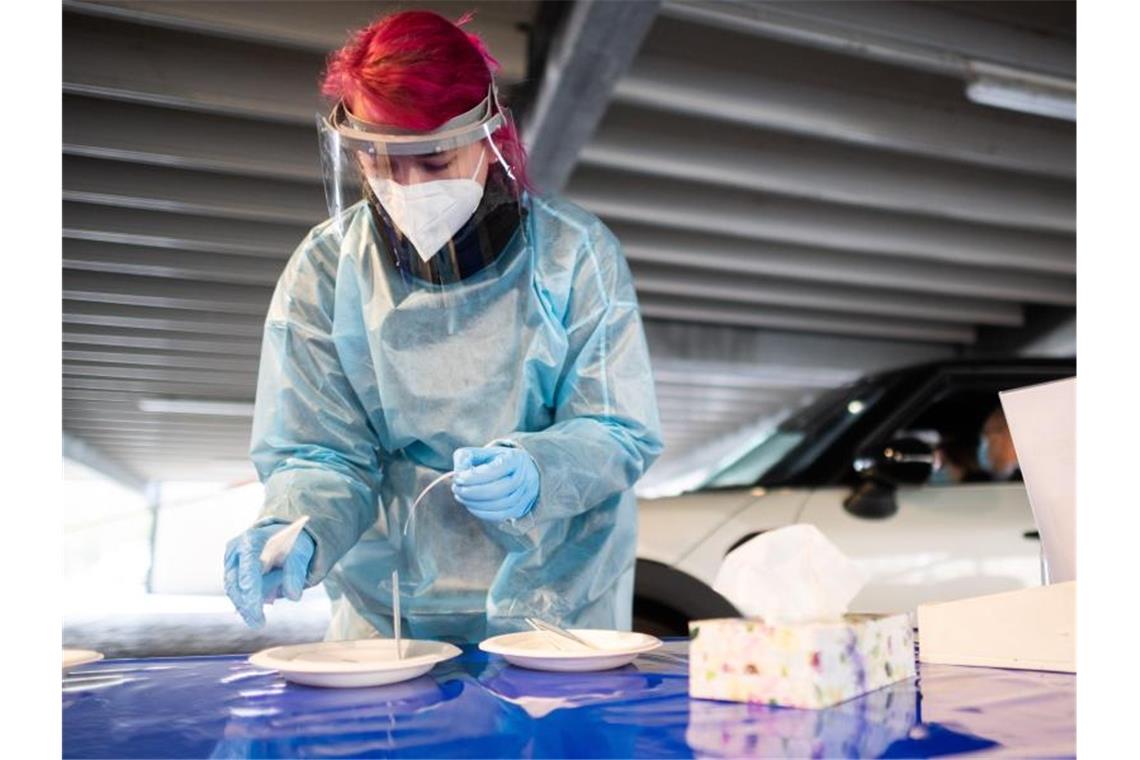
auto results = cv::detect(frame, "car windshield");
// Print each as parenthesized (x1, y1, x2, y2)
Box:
(701, 430, 805, 489)
(700, 381, 881, 489)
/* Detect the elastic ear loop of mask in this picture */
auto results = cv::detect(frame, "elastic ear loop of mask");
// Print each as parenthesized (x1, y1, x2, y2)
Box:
(484, 86, 519, 185)
(403, 439, 500, 537)
(484, 131, 516, 183)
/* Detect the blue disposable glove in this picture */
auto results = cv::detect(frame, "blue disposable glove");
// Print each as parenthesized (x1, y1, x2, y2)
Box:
(452, 445, 540, 522)
(223, 523, 315, 628)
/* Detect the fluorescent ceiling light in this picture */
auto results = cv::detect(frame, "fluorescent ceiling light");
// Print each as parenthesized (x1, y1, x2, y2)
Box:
(965, 61, 1075, 121)
(138, 398, 255, 417)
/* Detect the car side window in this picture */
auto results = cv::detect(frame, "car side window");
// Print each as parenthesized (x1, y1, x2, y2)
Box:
(889, 387, 1022, 487)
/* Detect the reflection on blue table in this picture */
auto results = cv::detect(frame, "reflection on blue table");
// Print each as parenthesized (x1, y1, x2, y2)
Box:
(62, 641, 1074, 758)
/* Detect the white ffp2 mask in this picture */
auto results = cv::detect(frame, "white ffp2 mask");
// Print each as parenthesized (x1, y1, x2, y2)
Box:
(367, 151, 487, 263)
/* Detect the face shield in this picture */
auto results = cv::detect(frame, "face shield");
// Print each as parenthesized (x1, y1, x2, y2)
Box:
(317, 87, 527, 290)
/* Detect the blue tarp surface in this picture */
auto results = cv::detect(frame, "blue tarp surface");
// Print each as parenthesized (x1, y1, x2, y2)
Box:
(63, 640, 1074, 758)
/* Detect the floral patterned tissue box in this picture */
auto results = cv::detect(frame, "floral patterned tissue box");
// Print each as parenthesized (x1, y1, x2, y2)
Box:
(688, 614, 916, 709)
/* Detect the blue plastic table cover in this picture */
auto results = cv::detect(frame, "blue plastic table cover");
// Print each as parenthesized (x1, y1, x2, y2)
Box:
(62, 640, 1074, 758)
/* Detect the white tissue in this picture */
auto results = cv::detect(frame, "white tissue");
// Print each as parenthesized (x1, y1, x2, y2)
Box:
(258, 516, 311, 570)
(713, 524, 867, 624)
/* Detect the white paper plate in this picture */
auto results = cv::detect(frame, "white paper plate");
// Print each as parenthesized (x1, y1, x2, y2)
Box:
(63, 649, 104, 672)
(479, 629, 662, 672)
(249, 639, 460, 688)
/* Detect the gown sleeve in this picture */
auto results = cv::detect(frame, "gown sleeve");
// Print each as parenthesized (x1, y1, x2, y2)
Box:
(498, 216, 664, 533)
(249, 228, 384, 585)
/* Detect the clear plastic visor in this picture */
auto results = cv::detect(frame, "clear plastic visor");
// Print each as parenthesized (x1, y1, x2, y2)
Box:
(315, 92, 528, 317)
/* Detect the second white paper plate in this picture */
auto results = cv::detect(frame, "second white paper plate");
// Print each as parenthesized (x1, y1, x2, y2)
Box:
(480, 629, 662, 672)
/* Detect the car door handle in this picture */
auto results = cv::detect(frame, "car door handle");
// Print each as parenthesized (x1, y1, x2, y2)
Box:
(1023, 530, 1040, 540)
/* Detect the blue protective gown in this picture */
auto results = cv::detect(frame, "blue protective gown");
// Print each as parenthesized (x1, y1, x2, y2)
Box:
(249, 194, 663, 642)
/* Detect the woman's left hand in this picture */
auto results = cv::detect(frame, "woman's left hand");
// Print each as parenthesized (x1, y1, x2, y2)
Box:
(451, 446, 539, 522)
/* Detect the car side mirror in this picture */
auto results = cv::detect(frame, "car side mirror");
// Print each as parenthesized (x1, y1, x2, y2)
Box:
(844, 438, 935, 519)
(854, 437, 935, 487)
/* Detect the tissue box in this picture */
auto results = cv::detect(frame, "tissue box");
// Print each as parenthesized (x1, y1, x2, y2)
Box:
(688, 614, 915, 709)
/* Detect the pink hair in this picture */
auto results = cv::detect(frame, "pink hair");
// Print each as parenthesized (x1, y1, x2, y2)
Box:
(322, 10, 530, 189)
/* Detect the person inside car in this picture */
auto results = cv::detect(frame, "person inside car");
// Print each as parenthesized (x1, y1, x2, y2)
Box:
(976, 407, 1022, 482)
(931, 432, 988, 484)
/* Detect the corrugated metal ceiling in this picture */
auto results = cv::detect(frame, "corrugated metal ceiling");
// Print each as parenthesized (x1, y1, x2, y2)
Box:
(62, 1, 1075, 487)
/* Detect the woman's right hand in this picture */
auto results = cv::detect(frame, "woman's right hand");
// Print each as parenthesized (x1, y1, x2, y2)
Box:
(223, 523, 315, 628)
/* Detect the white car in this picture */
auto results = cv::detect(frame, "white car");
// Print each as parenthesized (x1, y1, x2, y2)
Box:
(631, 358, 1075, 636)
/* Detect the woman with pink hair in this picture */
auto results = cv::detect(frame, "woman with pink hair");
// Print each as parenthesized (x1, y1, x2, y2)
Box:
(223, 10, 662, 642)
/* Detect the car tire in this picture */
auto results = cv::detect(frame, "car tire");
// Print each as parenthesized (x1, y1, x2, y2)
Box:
(632, 558, 738, 637)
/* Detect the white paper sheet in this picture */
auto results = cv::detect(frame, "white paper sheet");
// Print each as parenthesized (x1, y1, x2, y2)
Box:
(258, 516, 311, 570)
(1000, 377, 1076, 583)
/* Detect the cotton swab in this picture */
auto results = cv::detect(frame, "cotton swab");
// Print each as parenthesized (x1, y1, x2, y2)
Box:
(392, 569, 402, 660)
(402, 470, 457, 536)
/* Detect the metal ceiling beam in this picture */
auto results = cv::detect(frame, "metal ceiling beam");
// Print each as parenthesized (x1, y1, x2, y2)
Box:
(66, 396, 254, 415)
(66, 429, 249, 446)
(63, 389, 253, 407)
(637, 294, 976, 344)
(614, 222, 1075, 306)
(66, 426, 250, 444)
(570, 170, 1073, 275)
(523, 0, 660, 193)
(92, 462, 257, 481)
(64, 413, 252, 432)
(64, 239, 286, 286)
(63, 1, 530, 80)
(614, 55, 1074, 178)
(661, 1, 1074, 80)
(968, 304, 1078, 358)
(584, 105, 1074, 233)
(63, 301, 265, 338)
(64, 361, 258, 387)
(63, 376, 255, 399)
(644, 320, 952, 382)
(72, 448, 248, 463)
(63, 155, 325, 225)
(63, 323, 262, 357)
(62, 417, 245, 436)
(74, 437, 250, 454)
(64, 202, 306, 258)
(63, 95, 318, 181)
(63, 270, 273, 314)
(63, 12, 325, 124)
(63, 344, 260, 374)
(81, 441, 248, 453)
(63, 431, 149, 492)
(629, 261, 1023, 326)
(65, 389, 181, 405)
(70, 439, 248, 451)
(64, 427, 247, 442)
(65, 415, 250, 432)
